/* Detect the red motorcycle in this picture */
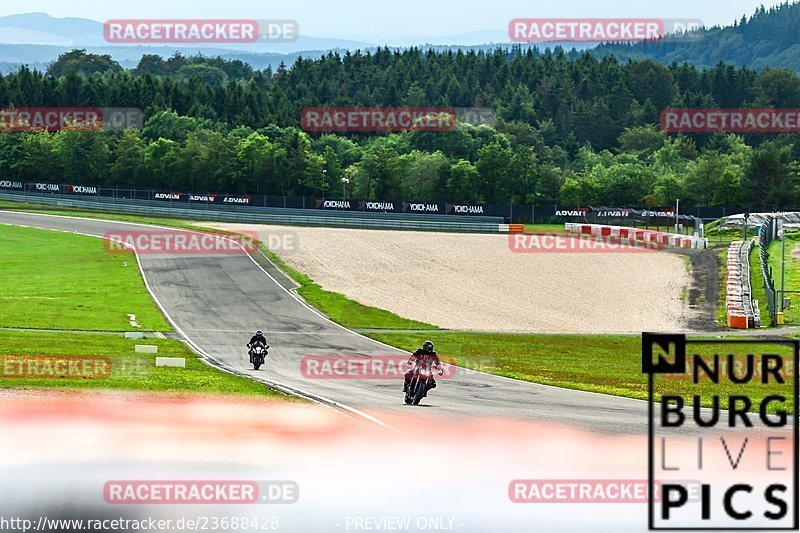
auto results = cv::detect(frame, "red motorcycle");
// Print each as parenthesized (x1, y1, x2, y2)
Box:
(404, 360, 442, 405)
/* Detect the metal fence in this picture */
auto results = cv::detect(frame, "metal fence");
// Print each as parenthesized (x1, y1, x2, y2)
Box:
(0, 191, 508, 233)
(0, 181, 772, 224)
(758, 216, 778, 326)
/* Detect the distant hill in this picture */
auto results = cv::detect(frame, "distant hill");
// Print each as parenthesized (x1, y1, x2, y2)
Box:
(0, 12, 591, 74)
(0, 13, 378, 73)
(594, 2, 800, 71)
(0, 44, 331, 73)
(6, 6, 800, 75)
(0, 12, 100, 44)
(0, 13, 375, 53)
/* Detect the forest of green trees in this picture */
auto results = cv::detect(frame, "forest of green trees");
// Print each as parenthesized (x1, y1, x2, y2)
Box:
(597, 3, 800, 72)
(1, 41, 799, 207)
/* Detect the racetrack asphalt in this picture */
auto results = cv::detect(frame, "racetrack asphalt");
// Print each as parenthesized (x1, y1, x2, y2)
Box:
(0, 210, 652, 433)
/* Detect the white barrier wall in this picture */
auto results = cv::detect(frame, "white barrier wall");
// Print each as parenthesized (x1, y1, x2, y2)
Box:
(725, 240, 757, 329)
(564, 223, 707, 249)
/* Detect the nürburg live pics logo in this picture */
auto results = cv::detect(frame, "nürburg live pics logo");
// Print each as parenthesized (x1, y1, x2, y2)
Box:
(642, 333, 799, 530)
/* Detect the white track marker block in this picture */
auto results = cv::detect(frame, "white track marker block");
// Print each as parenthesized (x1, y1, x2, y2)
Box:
(128, 313, 141, 328)
(124, 332, 144, 339)
(135, 344, 158, 354)
(156, 357, 186, 368)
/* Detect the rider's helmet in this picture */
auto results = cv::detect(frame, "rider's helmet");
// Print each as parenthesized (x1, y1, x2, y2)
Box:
(256, 330, 263, 336)
(422, 340, 434, 353)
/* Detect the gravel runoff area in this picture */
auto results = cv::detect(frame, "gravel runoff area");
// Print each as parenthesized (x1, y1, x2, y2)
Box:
(207, 224, 691, 334)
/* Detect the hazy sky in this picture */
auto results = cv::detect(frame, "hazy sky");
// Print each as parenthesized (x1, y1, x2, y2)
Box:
(0, 0, 787, 42)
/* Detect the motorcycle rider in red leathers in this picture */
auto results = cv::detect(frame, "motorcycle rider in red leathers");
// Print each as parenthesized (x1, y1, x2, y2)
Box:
(403, 340, 443, 394)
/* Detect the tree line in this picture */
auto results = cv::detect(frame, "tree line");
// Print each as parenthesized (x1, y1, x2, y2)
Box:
(597, 2, 800, 72)
(0, 46, 798, 207)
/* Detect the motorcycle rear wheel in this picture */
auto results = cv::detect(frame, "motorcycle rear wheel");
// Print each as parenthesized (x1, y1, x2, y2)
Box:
(404, 379, 415, 404)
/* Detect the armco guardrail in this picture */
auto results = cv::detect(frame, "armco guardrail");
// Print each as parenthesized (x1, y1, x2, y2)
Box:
(0, 191, 510, 233)
(564, 223, 707, 249)
(2, 181, 505, 221)
(726, 240, 759, 329)
(1, 182, 766, 224)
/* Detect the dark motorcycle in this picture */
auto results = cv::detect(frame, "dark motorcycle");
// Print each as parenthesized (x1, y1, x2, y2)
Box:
(404, 360, 441, 405)
(249, 342, 269, 370)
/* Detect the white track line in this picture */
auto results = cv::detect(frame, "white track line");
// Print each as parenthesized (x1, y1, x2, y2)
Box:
(255, 247, 302, 290)
(2, 214, 393, 429)
(5, 211, 657, 410)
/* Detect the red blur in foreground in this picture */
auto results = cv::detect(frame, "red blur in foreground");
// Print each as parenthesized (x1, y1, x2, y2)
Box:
(661, 108, 800, 133)
(300, 355, 457, 379)
(0, 389, 789, 532)
(508, 233, 661, 253)
(300, 108, 456, 132)
(104, 230, 259, 255)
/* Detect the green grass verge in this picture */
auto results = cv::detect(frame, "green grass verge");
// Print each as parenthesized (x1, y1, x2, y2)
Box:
(0, 216, 293, 399)
(750, 240, 770, 325)
(259, 244, 437, 330)
(704, 223, 746, 247)
(522, 223, 568, 233)
(367, 331, 646, 397)
(0, 224, 171, 331)
(767, 232, 800, 325)
(365, 331, 795, 412)
(10, 199, 791, 410)
(0, 199, 439, 331)
(746, 232, 800, 327)
(0, 330, 289, 397)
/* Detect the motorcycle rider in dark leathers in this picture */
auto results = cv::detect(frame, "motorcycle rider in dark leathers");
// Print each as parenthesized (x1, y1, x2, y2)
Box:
(403, 340, 443, 393)
(247, 330, 268, 364)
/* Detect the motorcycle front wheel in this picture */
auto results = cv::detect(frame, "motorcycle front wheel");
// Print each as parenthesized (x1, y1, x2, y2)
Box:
(412, 379, 427, 405)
